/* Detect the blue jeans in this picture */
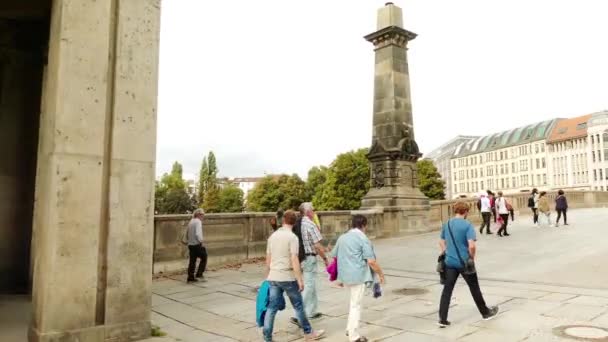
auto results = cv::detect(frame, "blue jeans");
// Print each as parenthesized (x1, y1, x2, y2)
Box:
(301, 256, 319, 317)
(263, 281, 312, 341)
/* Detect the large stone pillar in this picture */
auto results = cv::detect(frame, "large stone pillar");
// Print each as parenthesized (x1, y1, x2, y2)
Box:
(30, 0, 160, 341)
(361, 3, 430, 235)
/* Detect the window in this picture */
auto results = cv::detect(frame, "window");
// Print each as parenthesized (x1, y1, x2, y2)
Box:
(500, 165, 504, 174)
(593, 151, 596, 162)
(512, 177, 516, 188)
(480, 155, 483, 163)
(599, 150, 603, 162)
(542, 158, 546, 168)
(541, 144, 545, 152)
(595, 170, 598, 181)
(602, 169, 605, 180)
(536, 159, 540, 169)
(512, 162, 516, 173)
(480, 181, 484, 190)
(501, 179, 505, 188)
(543, 174, 547, 185)
(537, 175, 541, 185)
(480, 169, 484, 177)
(506, 178, 510, 188)
(505, 151, 509, 159)
(454, 184, 458, 193)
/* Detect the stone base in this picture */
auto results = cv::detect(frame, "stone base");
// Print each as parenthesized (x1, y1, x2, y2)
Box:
(29, 320, 151, 342)
(361, 187, 431, 236)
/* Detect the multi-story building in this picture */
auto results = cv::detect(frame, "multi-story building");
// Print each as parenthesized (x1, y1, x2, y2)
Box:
(425, 135, 479, 199)
(450, 119, 558, 198)
(233, 177, 264, 197)
(587, 111, 608, 191)
(546, 114, 592, 191)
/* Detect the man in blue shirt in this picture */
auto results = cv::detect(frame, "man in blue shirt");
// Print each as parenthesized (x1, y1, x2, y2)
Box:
(331, 215, 385, 342)
(438, 201, 499, 328)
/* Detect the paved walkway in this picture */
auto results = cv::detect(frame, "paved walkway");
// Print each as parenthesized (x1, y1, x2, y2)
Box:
(146, 208, 608, 341)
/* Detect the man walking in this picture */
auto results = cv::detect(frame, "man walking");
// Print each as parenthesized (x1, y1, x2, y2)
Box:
(438, 201, 499, 327)
(528, 188, 540, 226)
(264, 210, 325, 342)
(331, 215, 385, 342)
(187, 209, 207, 282)
(295, 202, 329, 322)
(478, 193, 492, 235)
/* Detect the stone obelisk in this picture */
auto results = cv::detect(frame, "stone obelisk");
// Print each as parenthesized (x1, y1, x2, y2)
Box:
(361, 2, 430, 235)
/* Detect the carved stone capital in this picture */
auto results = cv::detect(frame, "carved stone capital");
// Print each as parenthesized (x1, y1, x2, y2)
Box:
(364, 25, 417, 49)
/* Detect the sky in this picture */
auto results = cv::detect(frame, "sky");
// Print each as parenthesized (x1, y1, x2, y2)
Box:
(157, 0, 608, 180)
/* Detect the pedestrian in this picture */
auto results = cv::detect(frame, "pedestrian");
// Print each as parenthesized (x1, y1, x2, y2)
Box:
(528, 188, 540, 226)
(263, 210, 325, 342)
(270, 208, 284, 232)
(495, 192, 510, 237)
(538, 191, 553, 227)
(555, 190, 569, 226)
(478, 192, 492, 235)
(186, 209, 208, 282)
(331, 215, 386, 342)
(507, 201, 514, 222)
(438, 201, 499, 327)
(291, 202, 329, 326)
(487, 191, 497, 223)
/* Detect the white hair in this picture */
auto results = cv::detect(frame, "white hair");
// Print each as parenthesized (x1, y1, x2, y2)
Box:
(192, 208, 205, 218)
(300, 202, 314, 214)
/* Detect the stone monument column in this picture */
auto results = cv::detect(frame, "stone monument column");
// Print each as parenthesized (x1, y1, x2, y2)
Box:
(361, 3, 430, 235)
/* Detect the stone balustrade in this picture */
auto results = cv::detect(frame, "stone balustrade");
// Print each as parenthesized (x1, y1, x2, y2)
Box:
(154, 191, 608, 274)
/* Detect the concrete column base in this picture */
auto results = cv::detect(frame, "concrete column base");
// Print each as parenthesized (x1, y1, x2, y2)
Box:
(29, 320, 151, 342)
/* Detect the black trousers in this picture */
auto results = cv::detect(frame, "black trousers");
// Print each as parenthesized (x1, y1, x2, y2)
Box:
(479, 212, 491, 233)
(439, 268, 489, 322)
(492, 209, 497, 223)
(556, 209, 567, 224)
(188, 244, 207, 279)
(531, 208, 539, 223)
(497, 214, 510, 236)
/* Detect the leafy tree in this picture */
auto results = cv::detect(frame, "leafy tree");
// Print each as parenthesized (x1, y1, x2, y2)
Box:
(198, 157, 208, 204)
(246, 174, 307, 212)
(155, 161, 195, 214)
(313, 148, 370, 210)
(417, 159, 446, 200)
(198, 151, 220, 211)
(217, 185, 244, 212)
(305, 166, 328, 200)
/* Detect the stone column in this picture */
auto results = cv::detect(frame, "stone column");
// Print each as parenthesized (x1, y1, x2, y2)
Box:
(361, 3, 430, 235)
(29, 0, 160, 341)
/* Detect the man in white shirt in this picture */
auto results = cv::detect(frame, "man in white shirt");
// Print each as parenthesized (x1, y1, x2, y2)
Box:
(478, 193, 492, 235)
(187, 209, 207, 282)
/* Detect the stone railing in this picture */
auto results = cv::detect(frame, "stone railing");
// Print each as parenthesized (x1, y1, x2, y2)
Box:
(153, 191, 608, 274)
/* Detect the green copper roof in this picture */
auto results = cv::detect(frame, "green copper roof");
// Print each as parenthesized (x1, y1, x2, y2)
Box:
(452, 119, 558, 158)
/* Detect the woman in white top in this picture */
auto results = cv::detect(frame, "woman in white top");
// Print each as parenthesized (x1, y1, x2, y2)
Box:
(494, 191, 511, 237)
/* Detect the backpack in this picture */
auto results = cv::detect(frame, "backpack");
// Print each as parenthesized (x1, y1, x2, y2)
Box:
(527, 195, 535, 208)
(292, 217, 306, 263)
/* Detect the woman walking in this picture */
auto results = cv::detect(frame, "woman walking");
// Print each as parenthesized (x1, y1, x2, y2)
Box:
(528, 188, 540, 226)
(438, 201, 499, 327)
(495, 192, 510, 237)
(537, 192, 553, 227)
(555, 190, 569, 226)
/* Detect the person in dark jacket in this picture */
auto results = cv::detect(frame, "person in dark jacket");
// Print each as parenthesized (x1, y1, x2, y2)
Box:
(555, 190, 569, 226)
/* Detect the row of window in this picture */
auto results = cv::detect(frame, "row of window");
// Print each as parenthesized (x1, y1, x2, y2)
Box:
(453, 174, 548, 194)
(452, 158, 546, 181)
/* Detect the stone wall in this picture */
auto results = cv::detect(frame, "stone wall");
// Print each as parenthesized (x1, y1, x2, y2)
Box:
(154, 191, 608, 274)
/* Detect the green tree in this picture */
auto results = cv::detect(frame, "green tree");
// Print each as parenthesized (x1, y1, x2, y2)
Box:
(198, 157, 208, 204)
(417, 159, 446, 200)
(154, 161, 195, 214)
(246, 174, 307, 212)
(203, 185, 221, 213)
(305, 166, 328, 200)
(217, 185, 244, 212)
(313, 148, 370, 210)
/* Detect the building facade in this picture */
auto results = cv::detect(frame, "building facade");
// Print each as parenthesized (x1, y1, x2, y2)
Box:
(425, 135, 479, 199)
(546, 115, 592, 191)
(587, 111, 608, 191)
(450, 120, 557, 198)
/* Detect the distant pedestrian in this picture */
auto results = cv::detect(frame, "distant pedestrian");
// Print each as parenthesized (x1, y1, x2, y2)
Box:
(555, 190, 569, 226)
(186, 209, 207, 282)
(438, 201, 499, 327)
(331, 214, 385, 342)
(270, 208, 284, 232)
(478, 193, 492, 235)
(507, 201, 514, 222)
(538, 191, 553, 227)
(291, 202, 329, 326)
(263, 210, 325, 342)
(495, 192, 510, 237)
(487, 191, 497, 223)
(528, 188, 540, 226)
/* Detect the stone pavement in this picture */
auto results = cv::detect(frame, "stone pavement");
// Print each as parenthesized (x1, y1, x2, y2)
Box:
(147, 208, 608, 341)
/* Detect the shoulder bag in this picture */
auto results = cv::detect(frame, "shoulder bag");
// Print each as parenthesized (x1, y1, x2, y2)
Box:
(446, 219, 476, 275)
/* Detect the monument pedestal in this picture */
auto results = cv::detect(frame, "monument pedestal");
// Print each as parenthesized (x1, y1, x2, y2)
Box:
(360, 3, 432, 236)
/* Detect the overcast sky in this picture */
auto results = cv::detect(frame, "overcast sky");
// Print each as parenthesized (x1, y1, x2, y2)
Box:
(157, 0, 608, 180)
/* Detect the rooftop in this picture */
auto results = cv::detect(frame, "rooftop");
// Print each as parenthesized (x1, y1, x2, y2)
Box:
(547, 114, 592, 143)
